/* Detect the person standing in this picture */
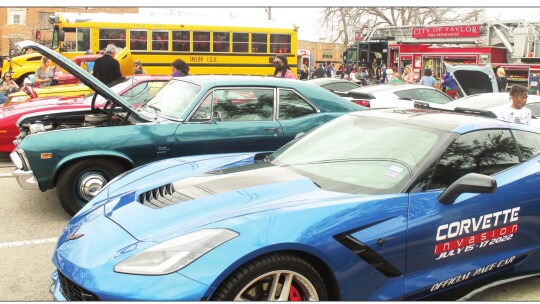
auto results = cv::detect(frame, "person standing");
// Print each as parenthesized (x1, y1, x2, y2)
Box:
(403, 65, 415, 84)
(419, 69, 437, 88)
(442, 71, 459, 99)
(528, 72, 539, 95)
(331, 63, 337, 78)
(313, 63, 326, 79)
(344, 62, 354, 80)
(496, 67, 508, 92)
(134, 60, 147, 75)
(272, 55, 296, 79)
(299, 64, 309, 80)
(171, 58, 190, 77)
(93, 44, 122, 86)
(34, 57, 54, 87)
(497, 84, 531, 126)
(324, 62, 332, 78)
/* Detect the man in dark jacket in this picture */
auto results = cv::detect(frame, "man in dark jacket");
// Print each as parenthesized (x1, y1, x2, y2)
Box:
(93, 44, 122, 86)
(313, 63, 326, 79)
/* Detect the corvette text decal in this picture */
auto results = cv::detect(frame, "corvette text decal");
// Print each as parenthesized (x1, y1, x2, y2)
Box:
(434, 207, 519, 260)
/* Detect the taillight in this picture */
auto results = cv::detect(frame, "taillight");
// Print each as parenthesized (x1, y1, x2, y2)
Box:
(352, 100, 370, 107)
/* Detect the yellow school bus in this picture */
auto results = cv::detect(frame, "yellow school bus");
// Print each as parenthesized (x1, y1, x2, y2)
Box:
(2, 12, 298, 84)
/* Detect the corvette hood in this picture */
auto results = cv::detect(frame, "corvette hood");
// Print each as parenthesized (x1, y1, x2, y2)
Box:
(102, 153, 352, 241)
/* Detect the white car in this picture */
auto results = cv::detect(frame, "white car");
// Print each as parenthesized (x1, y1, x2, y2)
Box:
(428, 92, 540, 128)
(338, 83, 453, 108)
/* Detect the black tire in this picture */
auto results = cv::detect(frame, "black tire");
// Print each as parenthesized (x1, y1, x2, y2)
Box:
(56, 158, 125, 216)
(211, 253, 328, 301)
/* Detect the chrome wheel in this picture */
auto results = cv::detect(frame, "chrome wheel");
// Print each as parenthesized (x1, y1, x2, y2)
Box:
(77, 172, 108, 201)
(234, 270, 319, 301)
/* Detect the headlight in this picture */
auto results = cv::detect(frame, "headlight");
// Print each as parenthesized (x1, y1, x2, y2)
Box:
(114, 228, 238, 275)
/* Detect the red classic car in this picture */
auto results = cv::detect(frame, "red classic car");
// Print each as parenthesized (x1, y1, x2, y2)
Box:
(0, 75, 170, 152)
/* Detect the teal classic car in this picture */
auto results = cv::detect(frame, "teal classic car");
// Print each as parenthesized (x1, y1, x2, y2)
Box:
(9, 41, 363, 215)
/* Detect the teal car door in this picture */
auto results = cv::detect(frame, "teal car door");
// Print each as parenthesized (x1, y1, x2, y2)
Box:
(173, 87, 284, 156)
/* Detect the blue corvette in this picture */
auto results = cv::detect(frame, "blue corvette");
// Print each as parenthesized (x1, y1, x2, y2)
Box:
(51, 108, 540, 300)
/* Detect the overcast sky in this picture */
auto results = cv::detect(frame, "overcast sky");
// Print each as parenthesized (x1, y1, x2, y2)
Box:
(140, 7, 540, 42)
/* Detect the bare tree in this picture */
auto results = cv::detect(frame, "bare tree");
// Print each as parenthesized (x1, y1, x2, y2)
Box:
(321, 7, 485, 46)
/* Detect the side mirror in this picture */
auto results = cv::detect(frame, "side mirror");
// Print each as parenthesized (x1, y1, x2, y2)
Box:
(212, 111, 222, 122)
(438, 173, 497, 205)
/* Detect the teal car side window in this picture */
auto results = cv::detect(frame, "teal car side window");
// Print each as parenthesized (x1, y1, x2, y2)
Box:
(278, 89, 316, 120)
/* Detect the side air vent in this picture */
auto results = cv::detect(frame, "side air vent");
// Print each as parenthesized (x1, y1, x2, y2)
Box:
(334, 234, 402, 278)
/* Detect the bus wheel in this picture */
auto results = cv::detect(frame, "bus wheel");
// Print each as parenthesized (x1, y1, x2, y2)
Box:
(56, 158, 125, 215)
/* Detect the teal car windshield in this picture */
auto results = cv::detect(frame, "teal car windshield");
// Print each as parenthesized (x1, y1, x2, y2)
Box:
(141, 80, 202, 119)
(271, 115, 447, 195)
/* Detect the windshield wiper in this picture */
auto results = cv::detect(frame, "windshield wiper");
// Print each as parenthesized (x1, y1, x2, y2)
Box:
(148, 105, 161, 113)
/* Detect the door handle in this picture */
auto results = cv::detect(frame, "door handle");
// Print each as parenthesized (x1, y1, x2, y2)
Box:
(264, 127, 281, 133)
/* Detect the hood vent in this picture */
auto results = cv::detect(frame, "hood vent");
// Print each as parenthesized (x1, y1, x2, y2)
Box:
(139, 183, 189, 209)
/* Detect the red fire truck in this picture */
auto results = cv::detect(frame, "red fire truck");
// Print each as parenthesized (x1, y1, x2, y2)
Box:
(344, 20, 540, 91)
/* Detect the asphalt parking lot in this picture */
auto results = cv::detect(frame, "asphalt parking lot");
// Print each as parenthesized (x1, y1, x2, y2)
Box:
(0, 152, 539, 301)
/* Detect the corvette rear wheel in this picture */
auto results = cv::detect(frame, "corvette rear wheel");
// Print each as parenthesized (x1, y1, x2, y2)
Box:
(211, 253, 327, 301)
(56, 158, 125, 216)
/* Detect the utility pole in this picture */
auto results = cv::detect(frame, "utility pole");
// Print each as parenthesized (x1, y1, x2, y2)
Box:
(266, 7, 271, 20)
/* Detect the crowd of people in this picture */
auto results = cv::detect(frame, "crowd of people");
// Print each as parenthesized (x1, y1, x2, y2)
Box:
(0, 44, 534, 127)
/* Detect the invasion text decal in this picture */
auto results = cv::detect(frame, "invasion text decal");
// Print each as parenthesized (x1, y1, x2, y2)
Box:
(434, 207, 519, 260)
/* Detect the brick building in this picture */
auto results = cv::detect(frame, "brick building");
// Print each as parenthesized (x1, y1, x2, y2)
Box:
(298, 39, 346, 69)
(0, 7, 138, 57)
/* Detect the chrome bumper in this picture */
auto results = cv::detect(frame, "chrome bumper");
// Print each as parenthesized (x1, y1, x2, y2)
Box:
(5, 149, 40, 190)
(12, 169, 39, 190)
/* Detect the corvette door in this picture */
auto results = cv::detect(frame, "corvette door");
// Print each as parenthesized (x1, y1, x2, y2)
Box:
(174, 87, 284, 156)
(404, 128, 540, 299)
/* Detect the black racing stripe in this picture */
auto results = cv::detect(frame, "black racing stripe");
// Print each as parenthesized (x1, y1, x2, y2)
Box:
(334, 234, 402, 278)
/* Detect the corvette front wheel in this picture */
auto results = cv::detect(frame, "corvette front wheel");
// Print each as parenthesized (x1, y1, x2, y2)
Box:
(211, 253, 327, 301)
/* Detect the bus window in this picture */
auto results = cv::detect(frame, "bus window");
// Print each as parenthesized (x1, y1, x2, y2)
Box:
(233, 32, 248, 53)
(130, 29, 147, 51)
(270, 34, 291, 53)
(172, 31, 190, 52)
(99, 29, 126, 50)
(252, 33, 267, 53)
(213, 32, 230, 52)
(194, 31, 210, 52)
(152, 30, 169, 51)
(76, 28, 90, 52)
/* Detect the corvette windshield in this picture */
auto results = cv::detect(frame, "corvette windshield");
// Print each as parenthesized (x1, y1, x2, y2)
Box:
(271, 115, 447, 195)
(141, 80, 201, 119)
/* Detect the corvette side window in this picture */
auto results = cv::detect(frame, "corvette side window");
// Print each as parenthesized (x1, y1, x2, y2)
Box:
(394, 89, 417, 100)
(428, 129, 520, 190)
(278, 89, 316, 119)
(415, 89, 452, 104)
(512, 130, 540, 161)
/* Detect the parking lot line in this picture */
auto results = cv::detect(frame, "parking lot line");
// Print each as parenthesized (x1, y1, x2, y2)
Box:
(0, 237, 57, 249)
